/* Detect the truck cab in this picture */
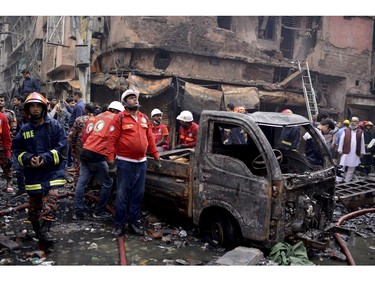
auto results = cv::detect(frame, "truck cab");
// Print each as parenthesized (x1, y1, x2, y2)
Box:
(146, 110, 336, 249)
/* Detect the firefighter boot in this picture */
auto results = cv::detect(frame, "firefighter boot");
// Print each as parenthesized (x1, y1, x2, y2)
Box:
(39, 221, 58, 245)
(31, 220, 42, 239)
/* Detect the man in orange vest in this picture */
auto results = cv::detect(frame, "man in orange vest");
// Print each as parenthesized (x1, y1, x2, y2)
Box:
(73, 101, 124, 220)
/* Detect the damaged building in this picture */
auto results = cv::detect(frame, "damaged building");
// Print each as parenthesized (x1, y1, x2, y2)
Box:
(1, 16, 374, 145)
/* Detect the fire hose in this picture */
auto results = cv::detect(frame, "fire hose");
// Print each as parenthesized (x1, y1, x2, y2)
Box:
(333, 207, 375, 265)
(0, 191, 127, 265)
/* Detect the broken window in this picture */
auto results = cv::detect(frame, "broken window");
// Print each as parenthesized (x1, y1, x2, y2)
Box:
(217, 16, 232, 30)
(211, 121, 265, 177)
(46, 16, 65, 45)
(154, 50, 171, 70)
(258, 16, 276, 40)
(30, 39, 43, 61)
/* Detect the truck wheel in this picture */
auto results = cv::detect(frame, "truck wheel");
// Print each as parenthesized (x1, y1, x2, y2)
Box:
(202, 213, 237, 249)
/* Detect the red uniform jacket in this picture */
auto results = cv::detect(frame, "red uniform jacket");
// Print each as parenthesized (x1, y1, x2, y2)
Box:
(107, 109, 159, 161)
(178, 122, 199, 148)
(0, 112, 12, 158)
(83, 111, 117, 157)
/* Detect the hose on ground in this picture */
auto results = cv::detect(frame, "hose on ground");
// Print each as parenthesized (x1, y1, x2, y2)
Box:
(333, 207, 375, 265)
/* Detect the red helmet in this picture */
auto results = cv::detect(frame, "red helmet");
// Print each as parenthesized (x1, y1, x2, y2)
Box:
(281, 109, 293, 114)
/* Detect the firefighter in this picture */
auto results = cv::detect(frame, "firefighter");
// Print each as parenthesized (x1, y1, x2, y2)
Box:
(276, 109, 300, 151)
(0, 93, 17, 192)
(0, 111, 12, 193)
(150, 108, 169, 152)
(175, 110, 199, 148)
(107, 89, 161, 237)
(12, 92, 68, 245)
(74, 101, 124, 220)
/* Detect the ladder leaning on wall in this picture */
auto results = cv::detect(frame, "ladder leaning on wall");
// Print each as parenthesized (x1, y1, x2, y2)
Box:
(298, 61, 319, 123)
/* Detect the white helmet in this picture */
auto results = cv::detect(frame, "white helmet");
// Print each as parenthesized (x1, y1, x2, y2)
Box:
(108, 101, 124, 112)
(176, 110, 193, 122)
(151, 108, 162, 117)
(121, 89, 139, 102)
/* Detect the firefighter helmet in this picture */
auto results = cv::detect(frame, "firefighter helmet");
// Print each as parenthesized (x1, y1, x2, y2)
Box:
(108, 101, 124, 112)
(121, 89, 139, 103)
(25, 92, 48, 106)
(151, 108, 163, 117)
(24, 92, 48, 119)
(176, 110, 193, 122)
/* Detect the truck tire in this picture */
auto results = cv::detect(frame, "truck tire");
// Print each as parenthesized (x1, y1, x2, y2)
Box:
(201, 212, 237, 250)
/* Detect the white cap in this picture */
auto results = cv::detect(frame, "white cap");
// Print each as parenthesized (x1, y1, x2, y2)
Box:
(151, 108, 162, 117)
(121, 89, 139, 102)
(176, 110, 193, 122)
(108, 101, 124, 112)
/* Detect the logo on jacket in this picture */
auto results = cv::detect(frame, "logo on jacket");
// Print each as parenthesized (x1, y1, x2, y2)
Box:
(86, 123, 94, 134)
(94, 120, 105, 132)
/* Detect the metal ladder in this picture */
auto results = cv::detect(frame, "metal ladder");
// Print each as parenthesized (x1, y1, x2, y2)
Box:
(298, 61, 318, 123)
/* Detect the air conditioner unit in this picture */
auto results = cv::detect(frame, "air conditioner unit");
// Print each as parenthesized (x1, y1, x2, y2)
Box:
(76, 44, 90, 67)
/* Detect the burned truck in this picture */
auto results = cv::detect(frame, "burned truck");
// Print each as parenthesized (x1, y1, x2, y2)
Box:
(145, 110, 336, 249)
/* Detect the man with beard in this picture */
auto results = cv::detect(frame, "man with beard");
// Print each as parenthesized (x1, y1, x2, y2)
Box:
(108, 89, 160, 237)
(337, 116, 365, 182)
(174, 110, 199, 149)
(12, 92, 68, 246)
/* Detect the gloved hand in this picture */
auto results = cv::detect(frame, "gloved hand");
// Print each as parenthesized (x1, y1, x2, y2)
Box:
(3, 157, 12, 170)
(154, 158, 162, 173)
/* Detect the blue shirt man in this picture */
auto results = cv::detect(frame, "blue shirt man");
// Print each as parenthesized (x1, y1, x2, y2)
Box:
(19, 70, 41, 98)
(68, 90, 85, 128)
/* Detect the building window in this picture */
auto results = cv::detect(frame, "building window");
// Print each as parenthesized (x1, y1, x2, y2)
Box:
(217, 16, 232, 30)
(31, 39, 43, 61)
(258, 16, 276, 40)
(154, 50, 171, 70)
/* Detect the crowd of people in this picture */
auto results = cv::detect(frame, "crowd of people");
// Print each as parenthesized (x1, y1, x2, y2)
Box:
(1, 69, 374, 247)
(226, 103, 375, 183)
(0, 74, 201, 246)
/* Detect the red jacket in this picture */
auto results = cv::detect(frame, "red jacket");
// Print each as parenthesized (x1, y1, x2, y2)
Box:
(0, 112, 11, 158)
(108, 109, 159, 161)
(178, 122, 199, 148)
(151, 122, 169, 151)
(83, 111, 116, 157)
(81, 115, 97, 144)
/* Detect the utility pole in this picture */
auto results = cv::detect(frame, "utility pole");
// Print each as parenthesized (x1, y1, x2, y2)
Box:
(72, 16, 93, 103)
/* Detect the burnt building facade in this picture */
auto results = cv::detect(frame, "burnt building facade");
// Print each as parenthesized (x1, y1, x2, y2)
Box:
(1, 16, 374, 140)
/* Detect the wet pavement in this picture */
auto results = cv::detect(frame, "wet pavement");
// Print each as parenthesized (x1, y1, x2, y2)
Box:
(1, 176, 375, 267)
(0, 187, 227, 266)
